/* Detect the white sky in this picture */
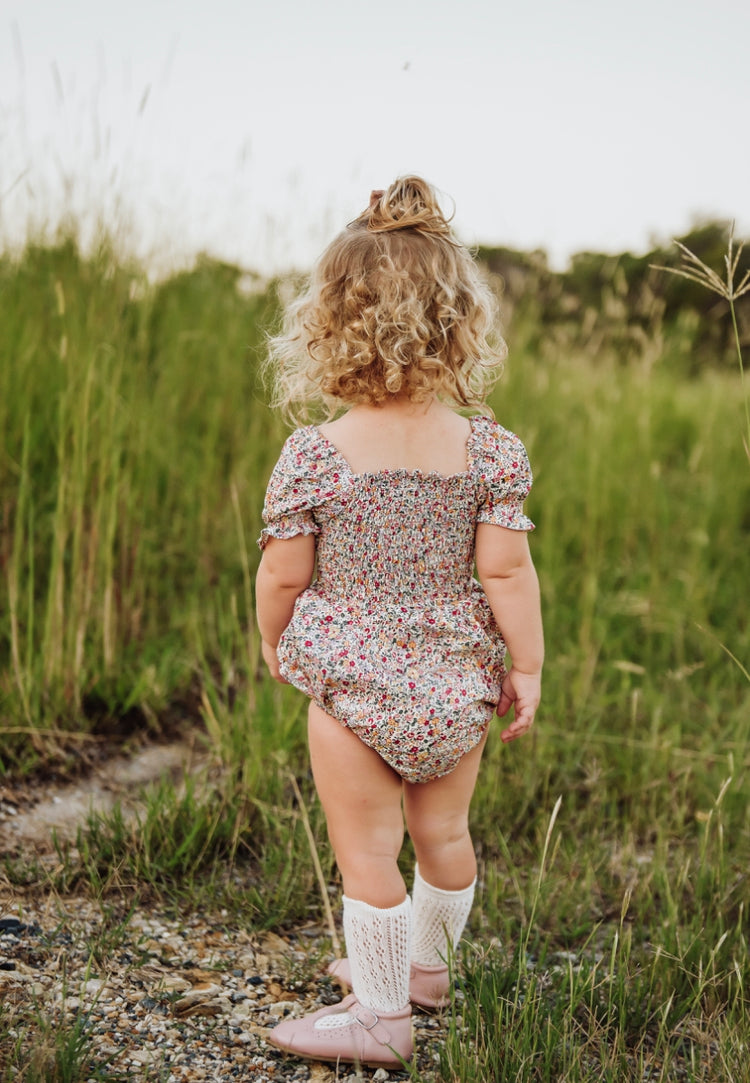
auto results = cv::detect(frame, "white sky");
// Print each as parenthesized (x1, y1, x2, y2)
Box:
(1, 0, 748, 275)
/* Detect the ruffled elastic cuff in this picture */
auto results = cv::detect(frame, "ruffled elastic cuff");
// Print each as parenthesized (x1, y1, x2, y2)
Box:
(477, 507, 535, 531)
(257, 519, 319, 550)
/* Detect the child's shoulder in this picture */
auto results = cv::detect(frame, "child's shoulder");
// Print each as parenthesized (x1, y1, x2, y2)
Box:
(469, 416, 534, 508)
(281, 424, 318, 442)
(275, 425, 340, 477)
(470, 414, 528, 457)
(277, 424, 325, 458)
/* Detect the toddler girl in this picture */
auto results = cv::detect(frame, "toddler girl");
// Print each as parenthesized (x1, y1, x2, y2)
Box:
(256, 176, 543, 1068)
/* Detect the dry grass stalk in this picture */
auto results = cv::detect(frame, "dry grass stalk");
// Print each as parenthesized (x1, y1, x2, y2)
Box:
(652, 222, 750, 461)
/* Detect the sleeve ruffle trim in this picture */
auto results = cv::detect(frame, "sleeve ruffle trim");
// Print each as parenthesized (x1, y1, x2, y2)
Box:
(471, 416, 536, 532)
(257, 427, 343, 550)
(258, 517, 319, 551)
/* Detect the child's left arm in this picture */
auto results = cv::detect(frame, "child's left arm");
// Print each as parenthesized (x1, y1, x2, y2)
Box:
(475, 524, 544, 742)
(256, 534, 316, 680)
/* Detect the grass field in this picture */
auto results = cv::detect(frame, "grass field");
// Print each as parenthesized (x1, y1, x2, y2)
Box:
(1, 233, 748, 1080)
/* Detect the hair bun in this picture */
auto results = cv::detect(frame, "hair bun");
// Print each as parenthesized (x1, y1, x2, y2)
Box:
(366, 176, 453, 237)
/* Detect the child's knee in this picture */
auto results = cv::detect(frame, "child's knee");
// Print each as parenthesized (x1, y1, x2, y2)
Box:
(407, 811, 470, 856)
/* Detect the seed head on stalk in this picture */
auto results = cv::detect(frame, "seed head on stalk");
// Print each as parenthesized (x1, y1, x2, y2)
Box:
(652, 223, 750, 462)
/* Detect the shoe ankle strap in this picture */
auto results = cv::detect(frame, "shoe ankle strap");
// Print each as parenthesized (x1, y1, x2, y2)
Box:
(349, 1001, 399, 1046)
(350, 1002, 379, 1029)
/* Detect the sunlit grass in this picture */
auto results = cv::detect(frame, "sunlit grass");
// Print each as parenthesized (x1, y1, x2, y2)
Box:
(0, 238, 283, 770)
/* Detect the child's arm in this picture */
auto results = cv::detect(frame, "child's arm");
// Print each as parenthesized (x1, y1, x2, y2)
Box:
(475, 523, 544, 743)
(256, 534, 316, 680)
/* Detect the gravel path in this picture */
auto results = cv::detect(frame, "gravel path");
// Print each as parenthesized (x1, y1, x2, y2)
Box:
(0, 741, 453, 1080)
(0, 894, 451, 1082)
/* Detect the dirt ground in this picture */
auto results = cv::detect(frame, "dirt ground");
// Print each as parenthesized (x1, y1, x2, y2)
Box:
(0, 738, 205, 855)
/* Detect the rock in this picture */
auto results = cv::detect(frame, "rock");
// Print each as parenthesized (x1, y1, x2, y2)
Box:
(267, 999, 298, 1016)
(161, 974, 192, 992)
(0, 918, 26, 933)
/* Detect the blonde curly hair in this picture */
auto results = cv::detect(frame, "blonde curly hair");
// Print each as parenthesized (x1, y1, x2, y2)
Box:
(266, 176, 506, 423)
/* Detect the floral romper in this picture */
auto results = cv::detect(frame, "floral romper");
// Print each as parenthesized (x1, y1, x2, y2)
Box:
(258, 414, 534, 784)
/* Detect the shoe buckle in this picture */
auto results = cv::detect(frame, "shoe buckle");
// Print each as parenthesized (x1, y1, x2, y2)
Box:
(351, 1004, 379, 1031)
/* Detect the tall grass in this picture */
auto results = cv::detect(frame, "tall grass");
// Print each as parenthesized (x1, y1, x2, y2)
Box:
(0, 237, 282, 769)
(1, 233, 748, 1080)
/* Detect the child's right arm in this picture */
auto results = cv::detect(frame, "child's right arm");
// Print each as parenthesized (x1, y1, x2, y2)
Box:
(475, 523, 544, 743)
(256, 534, 316, 681)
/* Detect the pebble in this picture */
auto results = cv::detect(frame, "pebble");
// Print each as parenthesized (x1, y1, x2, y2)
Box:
(0, 901, 448, 1082)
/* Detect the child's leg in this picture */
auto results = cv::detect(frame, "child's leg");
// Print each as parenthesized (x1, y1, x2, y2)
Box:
(402, 729, 487, 890)
(308, 701, 411, 1008)
(271, 701, 413, 1063)
(307, 701, 406, 907)
(402, 731, 487, 969)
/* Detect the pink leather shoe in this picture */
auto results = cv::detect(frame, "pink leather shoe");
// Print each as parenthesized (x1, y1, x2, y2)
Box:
(328, 958, 451, 1009)
(267, 993, 412, 1068)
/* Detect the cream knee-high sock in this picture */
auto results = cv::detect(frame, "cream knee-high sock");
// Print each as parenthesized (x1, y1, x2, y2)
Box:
(341, 894, 411, 1014)
(410, 864, 475, 967)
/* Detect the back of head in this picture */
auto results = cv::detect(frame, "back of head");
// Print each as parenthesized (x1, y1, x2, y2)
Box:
(268, 176, 505, 422)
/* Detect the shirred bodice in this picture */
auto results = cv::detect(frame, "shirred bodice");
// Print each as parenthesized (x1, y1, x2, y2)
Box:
(258, 414, 534, 783)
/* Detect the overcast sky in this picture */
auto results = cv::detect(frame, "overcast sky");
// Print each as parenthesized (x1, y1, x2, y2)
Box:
(1, 0, 748, 275)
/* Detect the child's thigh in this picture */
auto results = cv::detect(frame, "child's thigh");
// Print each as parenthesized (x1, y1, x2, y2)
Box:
(307, 701, 404, 845)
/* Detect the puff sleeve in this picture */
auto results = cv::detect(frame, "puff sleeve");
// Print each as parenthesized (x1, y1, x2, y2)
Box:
(473, 417, 535, 531)
(258, 427, 341, 550)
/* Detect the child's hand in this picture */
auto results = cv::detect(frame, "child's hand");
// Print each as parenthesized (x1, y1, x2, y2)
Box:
(262, 640, 288, 683)
(496, 667, 540, 743)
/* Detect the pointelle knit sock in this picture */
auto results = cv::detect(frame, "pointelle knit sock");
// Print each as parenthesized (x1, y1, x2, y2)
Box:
(410, 864, 475, 967)
(315, 894, 412, 1029)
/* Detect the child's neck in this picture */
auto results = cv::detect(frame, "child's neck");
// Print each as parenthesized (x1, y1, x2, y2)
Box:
(350, 394, 438, 419)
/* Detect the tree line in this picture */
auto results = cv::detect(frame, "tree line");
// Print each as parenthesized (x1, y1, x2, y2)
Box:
(477, 220, 749, 369)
